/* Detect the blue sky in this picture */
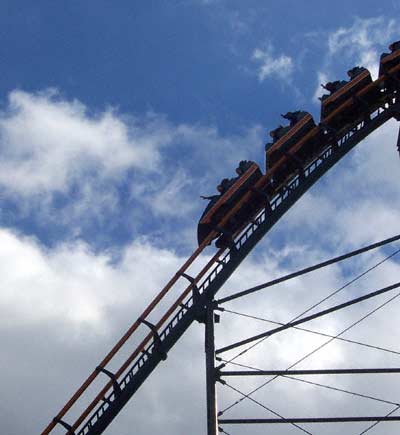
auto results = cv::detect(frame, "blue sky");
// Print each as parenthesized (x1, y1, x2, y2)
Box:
(0, 0, 398, 251)
(2, 0, 397, 129)
(1, 2, 400, 435)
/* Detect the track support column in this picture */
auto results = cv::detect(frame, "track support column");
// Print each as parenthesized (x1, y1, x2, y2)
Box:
(205, 296, 218, 435)
(396, 125, 400, 156)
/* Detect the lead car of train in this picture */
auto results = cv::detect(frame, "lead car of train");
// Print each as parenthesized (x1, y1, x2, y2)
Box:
(197, 40, 400, 248)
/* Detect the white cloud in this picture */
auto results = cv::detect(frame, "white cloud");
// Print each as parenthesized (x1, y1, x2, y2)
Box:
(313, 71, 329, 103)
(0, 225, 390, 434)
(328, 17, 397, 79)
(2, 153, 400, 435)
(0, 89, 167, 197)
(145, 169, 196, 217)
(0, 229, 184, 332)
(252, 46, 294, 83)
(1, 8, 400, 435)
(328, 17, 397, 58)
(272, 120, 400, 269)
(1, 86, 399, 434)
(0, 90, 264, 235)
(0, 89, 178, 232)
(0, 227, 202, 434)
(312, 16, 398, 103)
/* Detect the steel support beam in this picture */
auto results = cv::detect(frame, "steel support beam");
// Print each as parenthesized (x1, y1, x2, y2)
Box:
(216, 281, 400, 354)
(220, 368, 400, 376)
(397, 125, 400, 154)
(219, 416, 400, 424)
(205, 298, 218, 435)
(217, 233, 400, 304)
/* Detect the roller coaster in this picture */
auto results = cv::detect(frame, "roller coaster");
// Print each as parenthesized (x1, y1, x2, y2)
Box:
(42, 41, 400, 435)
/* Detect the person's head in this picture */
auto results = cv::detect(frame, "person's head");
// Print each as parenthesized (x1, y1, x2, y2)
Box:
(389, 41, 400, 52)
(269, 128, 279, 139)
(325, 82, 334, 92)
(217, 178, 229, 193)
(282, 111, 294, 120)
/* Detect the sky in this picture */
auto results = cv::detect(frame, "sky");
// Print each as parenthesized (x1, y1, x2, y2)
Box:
(1, 1, 400, 434)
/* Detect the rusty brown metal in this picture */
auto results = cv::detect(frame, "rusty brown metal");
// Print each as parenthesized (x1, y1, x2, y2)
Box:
(42, 55, 400, 435)
(41, 235, 221, 435)
(69, 246, 224, 432)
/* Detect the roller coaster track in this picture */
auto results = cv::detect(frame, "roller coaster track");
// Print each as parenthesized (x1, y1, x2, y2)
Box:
(43, 86, 400, 435)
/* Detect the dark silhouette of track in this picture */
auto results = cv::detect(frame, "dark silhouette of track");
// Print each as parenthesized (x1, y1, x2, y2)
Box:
(42, 55, 400, 435)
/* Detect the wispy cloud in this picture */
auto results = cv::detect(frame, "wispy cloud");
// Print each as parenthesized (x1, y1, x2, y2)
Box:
(312, 16, 398, 102)
(252, 45, 294, 83)
(0, 229, 184, 330)
(313, 71, 329, 103)
(328, 17, 397, 56)
(2, 110, 400, 435)
(0, 89, 166, 197)
(328, 16, 397, 77)
(0, 89, 264, 243)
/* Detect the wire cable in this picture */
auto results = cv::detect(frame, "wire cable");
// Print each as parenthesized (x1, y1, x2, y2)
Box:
(217, 281, 400, 354)
(218, 427, 232, 435)
(282, 375, 399, 407)
(221, 361, 400, 434)
(222, 381, 313, 435)
(218, 235, 400, 304)
(358, 405, 400, 435)
(220, 358, 399, 407)
(219, 290, 400, 415)
(221, 309, 400, 358)
(221, 246, 400, 364)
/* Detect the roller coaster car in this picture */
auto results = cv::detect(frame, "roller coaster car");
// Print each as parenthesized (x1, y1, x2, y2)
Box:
(320, 66, 375, 129)
(265, 111, 315, 169)
(379, 40, 400, 84)
(197, 161, 262, 247)
(264, 111, 323, 186)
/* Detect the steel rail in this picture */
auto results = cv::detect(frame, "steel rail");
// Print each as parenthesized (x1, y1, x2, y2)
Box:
(219, 311, 400, 356)
(70, 246, 224, 433)
(218, 234, 400, 304)
(220, 368, 400, 376)
(216, 281, 400, 354)
(47, 149, 288, 431)
(219, 416, 400, 424)
(42, 235, 222, 435)
(65, 169, 274, 433)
